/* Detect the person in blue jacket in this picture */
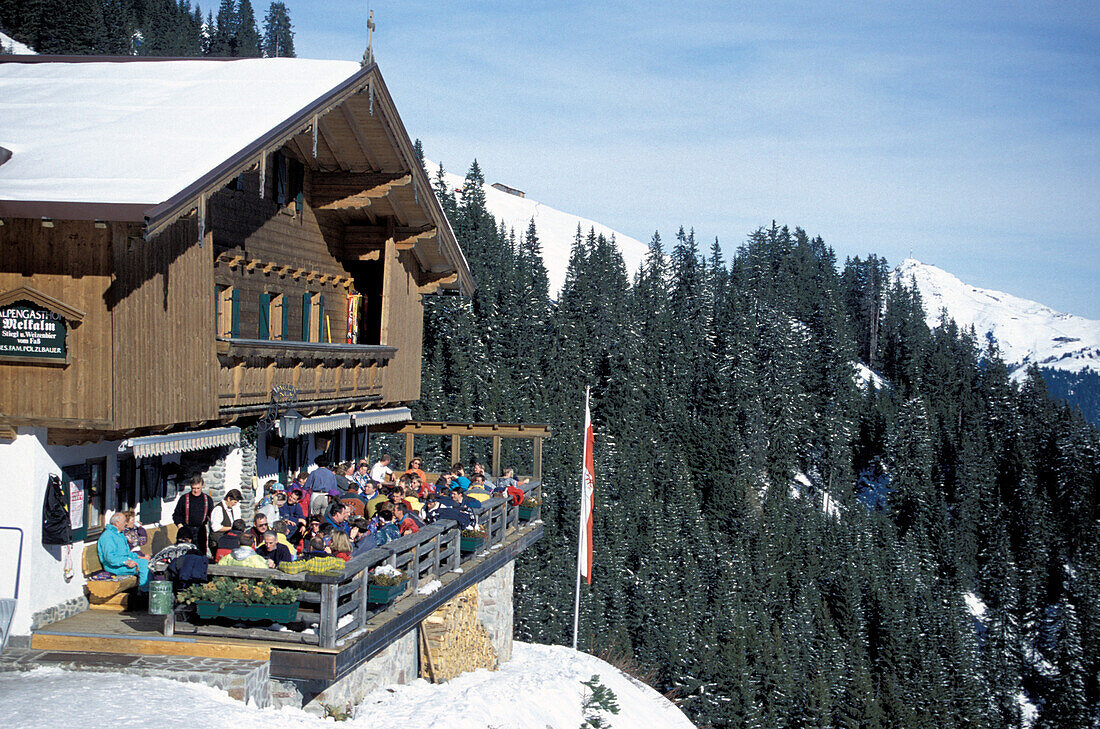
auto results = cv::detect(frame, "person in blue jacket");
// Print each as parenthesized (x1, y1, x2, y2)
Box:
(97, 512, 150, 589)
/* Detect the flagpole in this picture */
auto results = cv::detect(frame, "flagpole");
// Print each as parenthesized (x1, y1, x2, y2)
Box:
(572, 385, 589, 651)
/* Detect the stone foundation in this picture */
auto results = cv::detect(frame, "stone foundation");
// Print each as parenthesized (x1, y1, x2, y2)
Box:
(420, 584, 497, 682)
(300, 628, 418, 715)
(29, 595, 88, 631)
(477, 560, 514, 665)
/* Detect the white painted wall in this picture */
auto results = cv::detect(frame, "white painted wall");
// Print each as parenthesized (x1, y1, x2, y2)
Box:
(0, 429, 198, 636)
(0, 429, 109, 636)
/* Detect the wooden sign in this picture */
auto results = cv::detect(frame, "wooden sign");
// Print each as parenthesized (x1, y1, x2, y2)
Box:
(0, 287, 85, 365)
(0, 301, 69, 362)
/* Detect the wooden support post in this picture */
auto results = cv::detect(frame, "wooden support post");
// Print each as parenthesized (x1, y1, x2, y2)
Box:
(533, 437, 543, 482)
(451, 434, 461, 466)
(408, 546, 419, 592)
(491, 435, 501, 478)
(405, 432, 415, 469)
(358, 569, 369, 629)
(431, 534, 441, 577)
(447, 530, 460, 572)
(320, 583, 338, 649)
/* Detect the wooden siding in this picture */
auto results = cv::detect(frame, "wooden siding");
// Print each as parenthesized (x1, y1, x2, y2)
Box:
(111, 218, 218, 429)
(210, 147, 425, 412)
(210, 166, 345, 276)
(380, 241, 423, 403)
(0, 219, 114, 425)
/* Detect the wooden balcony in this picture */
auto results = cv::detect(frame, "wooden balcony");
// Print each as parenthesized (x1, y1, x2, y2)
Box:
(216, 338, 396, 416)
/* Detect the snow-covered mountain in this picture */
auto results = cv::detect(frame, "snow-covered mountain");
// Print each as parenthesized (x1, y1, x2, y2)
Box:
(894, 258, 1100, 378)
(427, 160, 649, 294)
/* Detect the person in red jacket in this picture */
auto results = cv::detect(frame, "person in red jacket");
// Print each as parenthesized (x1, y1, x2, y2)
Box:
(393, 503, 421, 536)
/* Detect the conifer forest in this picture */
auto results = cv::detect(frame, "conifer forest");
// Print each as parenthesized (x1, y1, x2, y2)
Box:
(414, 160, 1100, 729)
(0, 0, 295, 58)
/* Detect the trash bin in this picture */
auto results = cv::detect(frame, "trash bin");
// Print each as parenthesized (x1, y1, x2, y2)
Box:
(148, 577, 173, 615)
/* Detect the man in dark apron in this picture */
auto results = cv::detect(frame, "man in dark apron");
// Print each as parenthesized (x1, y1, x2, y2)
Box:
(171, 475, 214, 556)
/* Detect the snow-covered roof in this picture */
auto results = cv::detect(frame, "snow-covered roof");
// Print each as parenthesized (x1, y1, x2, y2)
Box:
(0, 57, 360, 208)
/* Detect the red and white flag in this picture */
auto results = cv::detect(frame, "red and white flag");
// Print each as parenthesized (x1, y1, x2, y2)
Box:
(578, 386, 595, 584)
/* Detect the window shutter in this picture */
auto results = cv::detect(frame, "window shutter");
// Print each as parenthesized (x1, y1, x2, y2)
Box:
(230, 289, 240, 337)
(318, 293, 326, 342)
(302, 293, 311, 341)
(281, 296, 290, 340)
(258, 292, 271, 340)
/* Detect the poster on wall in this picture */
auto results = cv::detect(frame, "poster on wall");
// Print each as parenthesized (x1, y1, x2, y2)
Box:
(69, 479, 84, 531)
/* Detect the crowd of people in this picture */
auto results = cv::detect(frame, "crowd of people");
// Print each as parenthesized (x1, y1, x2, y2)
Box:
(95, 454, 532, 590)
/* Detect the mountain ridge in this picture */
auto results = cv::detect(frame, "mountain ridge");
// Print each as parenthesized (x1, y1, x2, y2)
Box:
(893, 257, 1100, 378)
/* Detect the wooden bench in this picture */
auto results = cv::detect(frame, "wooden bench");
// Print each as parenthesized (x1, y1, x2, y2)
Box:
(83, 523, 178, 610)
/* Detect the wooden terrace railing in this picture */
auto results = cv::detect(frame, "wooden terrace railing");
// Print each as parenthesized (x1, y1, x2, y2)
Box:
(167, 482, 543, 649)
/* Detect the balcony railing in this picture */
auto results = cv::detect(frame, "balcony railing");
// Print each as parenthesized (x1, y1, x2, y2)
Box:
(216, 338, 395, 414)
(165, 482, 543, 650)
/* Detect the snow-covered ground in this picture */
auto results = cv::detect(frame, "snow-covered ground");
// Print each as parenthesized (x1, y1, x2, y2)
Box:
(0, 642, 696, 729)
(894, 258, 1100, 378)
(427, 160, 649, 295)
(853, 362, 889, 390)
(0, 31, 35, 55)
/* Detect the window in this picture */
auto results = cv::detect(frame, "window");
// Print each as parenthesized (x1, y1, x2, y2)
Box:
(117, 456, 137, 513)
(215, 285, 238, 338)
(302, 292, 323, 342)
(274, 151, 304, 207)
(84, 458, 107, 535)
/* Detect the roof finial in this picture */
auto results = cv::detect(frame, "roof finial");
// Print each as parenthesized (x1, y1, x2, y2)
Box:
(362, 10, 376, 67)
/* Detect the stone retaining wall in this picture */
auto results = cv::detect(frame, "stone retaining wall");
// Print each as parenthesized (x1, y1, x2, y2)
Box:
(29, 595, 88, 631)
(299, 628, 418, 715)
(477, 560, 514, 665)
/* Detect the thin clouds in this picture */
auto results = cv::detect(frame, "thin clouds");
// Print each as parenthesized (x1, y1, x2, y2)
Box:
(291, 1, 1099, 316)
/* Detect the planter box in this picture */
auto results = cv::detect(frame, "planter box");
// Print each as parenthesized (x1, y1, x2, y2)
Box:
(461, 535, 486, 554)
(367, 580, 407, 605)
(192, 600, 299, 622)
(518, 505, 538, 520)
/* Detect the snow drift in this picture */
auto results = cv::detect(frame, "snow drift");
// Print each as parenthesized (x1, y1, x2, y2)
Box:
(0, 642, 696, 729)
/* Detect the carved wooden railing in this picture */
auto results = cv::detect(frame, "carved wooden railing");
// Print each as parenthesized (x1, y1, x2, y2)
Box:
(168, 482, 542, 649)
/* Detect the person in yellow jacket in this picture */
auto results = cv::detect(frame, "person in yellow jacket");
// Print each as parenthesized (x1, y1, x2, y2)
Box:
(216, 532, 268, 569)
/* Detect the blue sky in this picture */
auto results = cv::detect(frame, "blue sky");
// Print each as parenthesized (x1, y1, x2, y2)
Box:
(287, 1, 1099, 317)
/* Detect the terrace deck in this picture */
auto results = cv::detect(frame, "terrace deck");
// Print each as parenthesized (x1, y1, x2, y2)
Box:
(30, 517, 542, 696)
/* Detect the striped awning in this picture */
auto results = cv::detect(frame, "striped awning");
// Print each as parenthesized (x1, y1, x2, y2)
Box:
(119, 426, 240, 459)
(278, 412, 351, 436)
(351, 407, 412, 426)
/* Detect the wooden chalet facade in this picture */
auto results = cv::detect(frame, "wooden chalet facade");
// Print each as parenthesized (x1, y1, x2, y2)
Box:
(0, 56, 475, 637)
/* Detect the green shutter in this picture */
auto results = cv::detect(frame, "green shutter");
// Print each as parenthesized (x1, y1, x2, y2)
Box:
(318, 293, 326, 342)
(302, 293, 311, 341)
(230, 289, 240, 337)
(281, 296, 290, 340)
(258, 292, 270, 340)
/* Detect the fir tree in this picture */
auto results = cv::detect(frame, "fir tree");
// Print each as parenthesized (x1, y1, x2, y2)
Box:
(261, 1, 294, 57)
(234, 0, 260, 56)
